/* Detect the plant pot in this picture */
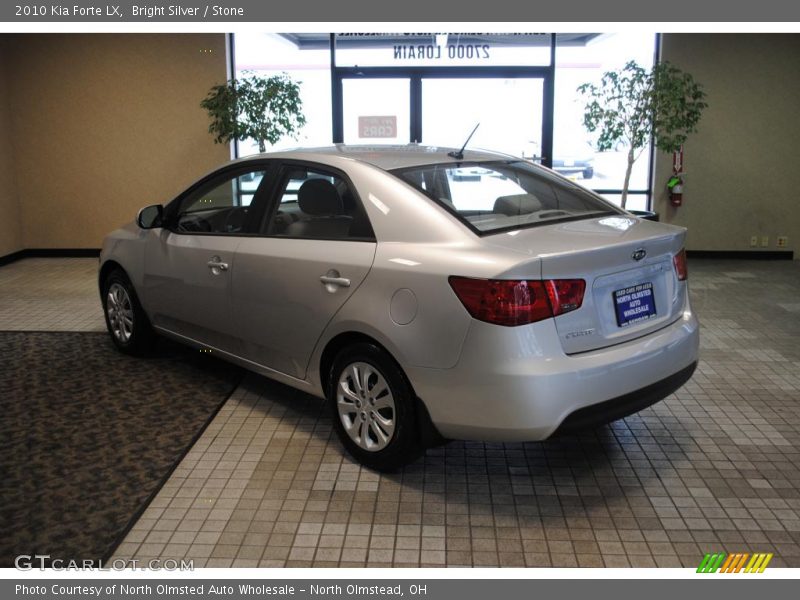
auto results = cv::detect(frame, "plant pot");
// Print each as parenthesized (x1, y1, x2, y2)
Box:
(628, 210, 659, 222)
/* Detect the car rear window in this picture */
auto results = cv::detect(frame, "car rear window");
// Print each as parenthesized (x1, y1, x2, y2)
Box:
(392, 160, 620, 235)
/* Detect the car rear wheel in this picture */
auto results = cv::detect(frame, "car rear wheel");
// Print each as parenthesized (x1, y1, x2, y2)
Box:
(102, 269, 156, 355)
(328, 343, 421, 471)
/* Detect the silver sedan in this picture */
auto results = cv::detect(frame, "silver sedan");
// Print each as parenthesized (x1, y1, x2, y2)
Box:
(99, 146, 699, 470)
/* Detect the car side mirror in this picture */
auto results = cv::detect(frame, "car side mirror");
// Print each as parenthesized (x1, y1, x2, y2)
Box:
(136, 204, 163, 229)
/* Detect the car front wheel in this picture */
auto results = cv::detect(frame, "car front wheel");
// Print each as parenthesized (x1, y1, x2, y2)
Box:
(328, 343, 421, 471)
(102, 269, 156, 355)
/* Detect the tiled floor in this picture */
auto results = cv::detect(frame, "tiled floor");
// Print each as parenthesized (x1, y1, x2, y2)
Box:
(0, 257, 105, 331)
(3, 257, 800, 567)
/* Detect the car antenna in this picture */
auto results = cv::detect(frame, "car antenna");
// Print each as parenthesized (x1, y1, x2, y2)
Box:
(448, 123, 480, 160)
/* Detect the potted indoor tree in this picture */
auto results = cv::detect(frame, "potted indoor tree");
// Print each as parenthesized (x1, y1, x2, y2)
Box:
(201, 71, 306, 153)
(577, 60, 707, 213)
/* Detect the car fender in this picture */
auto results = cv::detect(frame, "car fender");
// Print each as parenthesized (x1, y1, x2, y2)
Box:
(99, 222, 150, 302)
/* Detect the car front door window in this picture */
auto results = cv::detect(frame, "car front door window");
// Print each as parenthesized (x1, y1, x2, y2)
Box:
(174, 170, 267, 235)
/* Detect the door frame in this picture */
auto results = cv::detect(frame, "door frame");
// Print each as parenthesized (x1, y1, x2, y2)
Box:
(330, 34, 556, 169)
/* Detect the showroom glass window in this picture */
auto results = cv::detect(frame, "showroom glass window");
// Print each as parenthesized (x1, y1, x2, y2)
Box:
(554, 33, 657, 211)
(333, 33, 551, 151)
(333, 33, 552, 67)
(233, 33, 333, 154)
(232, 32, 658, 210)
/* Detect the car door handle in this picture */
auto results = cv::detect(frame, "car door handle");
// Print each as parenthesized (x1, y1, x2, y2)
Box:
(320, 275, 350, 288)
(207, 257, 229, 271)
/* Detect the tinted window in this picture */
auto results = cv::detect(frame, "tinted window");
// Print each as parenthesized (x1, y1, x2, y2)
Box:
(394, 161, 620, 234)
(174, 170, 267, 234)
(264, 167, 374, 240)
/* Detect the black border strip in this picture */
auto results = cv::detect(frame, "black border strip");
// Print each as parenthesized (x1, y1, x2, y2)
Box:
(0, 248, 101, 267)
(687, 250, 794, 260)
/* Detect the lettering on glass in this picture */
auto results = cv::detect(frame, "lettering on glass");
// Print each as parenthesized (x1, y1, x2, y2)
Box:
(358, 116, 397, 139)
(393, 44, 491, 60)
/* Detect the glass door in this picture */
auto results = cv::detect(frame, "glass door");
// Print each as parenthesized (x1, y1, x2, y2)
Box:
(338, 75, 548, 163)
(421, 78, 544, 161)
(342, 78, 411, 145)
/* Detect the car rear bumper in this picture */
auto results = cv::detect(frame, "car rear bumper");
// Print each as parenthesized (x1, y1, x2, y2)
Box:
(553, 360, 696, 434)
(407, 305, 699, 442)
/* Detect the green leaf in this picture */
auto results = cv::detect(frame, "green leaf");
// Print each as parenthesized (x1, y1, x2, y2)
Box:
(200, 71, 307, 151)
(576, 60, 707, 203)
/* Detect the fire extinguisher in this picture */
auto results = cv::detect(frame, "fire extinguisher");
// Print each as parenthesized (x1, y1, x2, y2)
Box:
(667, 175, 684, 207)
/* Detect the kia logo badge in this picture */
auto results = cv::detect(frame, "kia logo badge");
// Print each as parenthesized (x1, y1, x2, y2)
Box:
(632, 248, 647, 261)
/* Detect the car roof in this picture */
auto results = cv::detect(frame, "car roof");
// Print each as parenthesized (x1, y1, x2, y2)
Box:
(232, 144, 517, 171)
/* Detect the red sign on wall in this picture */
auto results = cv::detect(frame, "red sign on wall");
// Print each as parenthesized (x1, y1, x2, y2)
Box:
(358, 116, 397, 139)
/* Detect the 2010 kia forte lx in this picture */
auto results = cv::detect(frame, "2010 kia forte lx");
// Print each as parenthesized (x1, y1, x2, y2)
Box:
(99, 145, 699, 470)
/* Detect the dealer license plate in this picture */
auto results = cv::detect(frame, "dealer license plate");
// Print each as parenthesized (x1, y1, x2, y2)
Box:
(613, 282, 657, 327)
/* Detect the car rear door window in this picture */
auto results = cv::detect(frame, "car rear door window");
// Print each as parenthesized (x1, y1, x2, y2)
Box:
(263, 167, 375, 240)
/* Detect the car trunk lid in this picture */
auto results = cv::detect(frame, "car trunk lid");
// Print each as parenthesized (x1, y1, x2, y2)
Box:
(486, 215, 688, 354)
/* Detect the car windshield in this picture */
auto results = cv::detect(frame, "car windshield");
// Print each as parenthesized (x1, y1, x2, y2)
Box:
(392, 160, 620, 235)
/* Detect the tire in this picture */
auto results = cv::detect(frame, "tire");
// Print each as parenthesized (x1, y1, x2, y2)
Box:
(327, 343, 422, 471)
(101, 268, 156, 355)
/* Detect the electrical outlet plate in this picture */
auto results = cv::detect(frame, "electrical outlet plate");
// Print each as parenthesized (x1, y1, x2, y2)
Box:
(760, 236, 770, 248)
(777, 236, 788, 248)
(750, 236, 759, 247)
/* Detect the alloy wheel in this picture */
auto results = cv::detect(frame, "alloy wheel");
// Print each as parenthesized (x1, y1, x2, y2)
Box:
(336, 361, 396, 452)
(106, 282, 134, 343)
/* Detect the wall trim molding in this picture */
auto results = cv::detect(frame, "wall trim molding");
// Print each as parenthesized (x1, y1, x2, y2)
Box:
(687, 250, 794, 260)
(0, 248, 101, 267)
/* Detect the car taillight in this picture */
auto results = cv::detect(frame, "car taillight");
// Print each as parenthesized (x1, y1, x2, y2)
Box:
(673, 248, 688, 281)
(448, 276, 585, 327)
(545, 278, 587, 316)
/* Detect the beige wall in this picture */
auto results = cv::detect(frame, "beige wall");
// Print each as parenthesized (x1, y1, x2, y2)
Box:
(0, 42, 22, 256)
(0, 34, 229, 250)
(3, 33, 798, 255)
(654, 34, 800, 256)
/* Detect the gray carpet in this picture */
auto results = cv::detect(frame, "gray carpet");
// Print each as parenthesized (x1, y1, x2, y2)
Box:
(0, 332, 242, 567)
